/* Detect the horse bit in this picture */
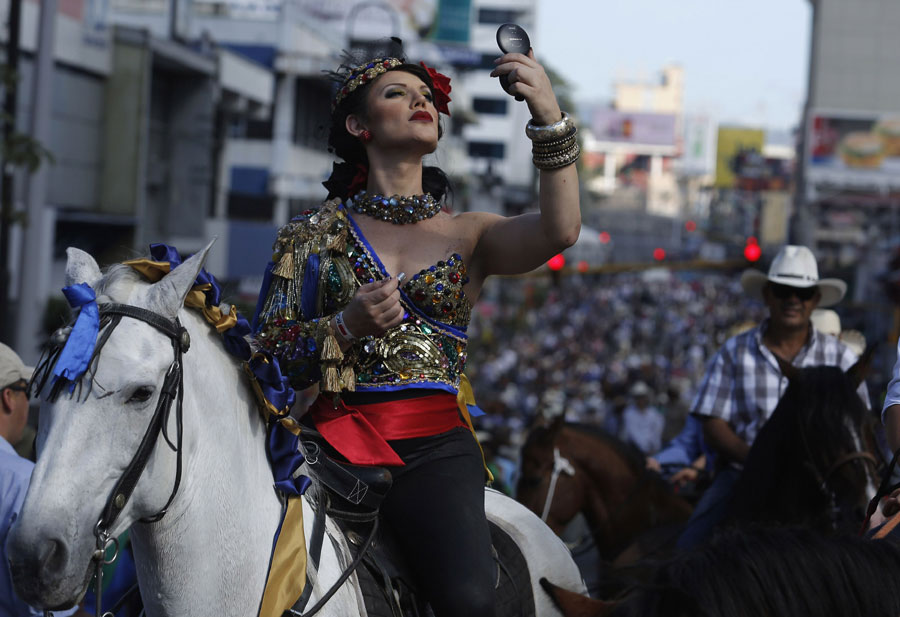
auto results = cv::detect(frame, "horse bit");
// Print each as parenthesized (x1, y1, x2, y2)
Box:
(33, 302, 190, 617)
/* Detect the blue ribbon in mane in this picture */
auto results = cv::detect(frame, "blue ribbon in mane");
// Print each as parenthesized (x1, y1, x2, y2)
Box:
(151, 243, 251, 359)
(150, 243, 222, 305)
(52, 283, 100, 390)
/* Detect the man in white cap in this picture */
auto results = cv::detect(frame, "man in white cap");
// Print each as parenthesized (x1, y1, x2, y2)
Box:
(621, 381, 664, 454)
(677, 245, 868, 548)
(0, 343, 82, 616)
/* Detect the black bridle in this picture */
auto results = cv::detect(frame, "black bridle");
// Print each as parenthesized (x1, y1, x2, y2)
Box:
(93, 303, 191, 532)
(796, 411, 880, 530)
(31, 302, 190, 617)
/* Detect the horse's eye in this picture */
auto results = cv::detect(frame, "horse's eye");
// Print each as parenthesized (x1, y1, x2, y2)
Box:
(127, 386, 155, 404)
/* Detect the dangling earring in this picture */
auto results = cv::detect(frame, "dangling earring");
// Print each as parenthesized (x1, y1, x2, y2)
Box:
(360, 129, 372, 144)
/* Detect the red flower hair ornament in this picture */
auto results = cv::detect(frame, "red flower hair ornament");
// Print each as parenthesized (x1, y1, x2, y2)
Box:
(420, 62, 452, 116)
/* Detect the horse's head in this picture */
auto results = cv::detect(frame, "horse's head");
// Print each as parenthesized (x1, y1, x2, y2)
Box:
(7, 243, 212, 609)
(516, 415, 584, 534)
(739, 350, 880, 532)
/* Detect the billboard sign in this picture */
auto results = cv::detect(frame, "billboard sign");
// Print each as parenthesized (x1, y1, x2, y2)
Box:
(193, 0, 283, 20)
(714, 127, 765, 189)
(294, 0, 469, 44)
(590, 109, 677, 148)
(681, 115, 716, 176)
(806, 111, 900, 195)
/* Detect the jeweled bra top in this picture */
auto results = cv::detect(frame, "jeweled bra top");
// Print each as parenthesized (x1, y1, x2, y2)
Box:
(254, 199, 472, 394)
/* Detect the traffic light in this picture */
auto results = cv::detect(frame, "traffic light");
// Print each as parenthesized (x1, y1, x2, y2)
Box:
(653, 248, 666, 261)
(744, 237, 761, 262)
(547, 254, 566, 271)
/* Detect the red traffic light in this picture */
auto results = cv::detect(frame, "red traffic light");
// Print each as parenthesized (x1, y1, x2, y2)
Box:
(744, 242, 762, 262)
(653, 248, 666, 261)
(547, 254, 566, 271)
(685, 220, 697, 232)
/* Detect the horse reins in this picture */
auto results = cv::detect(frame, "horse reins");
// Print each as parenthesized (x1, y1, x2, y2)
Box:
(34, 302, 190, 617)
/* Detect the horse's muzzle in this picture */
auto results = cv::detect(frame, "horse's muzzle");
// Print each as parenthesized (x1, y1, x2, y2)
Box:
(8, 527, 87, 609)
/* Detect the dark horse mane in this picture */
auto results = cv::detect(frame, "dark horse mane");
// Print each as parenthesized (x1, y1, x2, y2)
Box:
(524, 420, 649, 475)
(727, 364, 872, 525)
(609, 525, 900, 617)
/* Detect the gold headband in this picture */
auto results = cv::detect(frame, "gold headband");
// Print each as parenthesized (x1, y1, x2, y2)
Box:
(333, 57, 404, 109)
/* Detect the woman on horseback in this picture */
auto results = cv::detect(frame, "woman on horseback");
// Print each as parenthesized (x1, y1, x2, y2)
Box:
(253, 40, 580, 616)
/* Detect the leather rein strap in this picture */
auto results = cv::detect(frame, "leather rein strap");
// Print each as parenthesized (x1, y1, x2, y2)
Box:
(95, 303, 191, 536)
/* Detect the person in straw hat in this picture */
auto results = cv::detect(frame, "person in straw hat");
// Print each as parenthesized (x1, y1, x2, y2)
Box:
(677, 245, 869, 548)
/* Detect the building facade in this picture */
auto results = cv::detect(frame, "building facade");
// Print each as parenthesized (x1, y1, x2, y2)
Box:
(799, 0, 900, 287)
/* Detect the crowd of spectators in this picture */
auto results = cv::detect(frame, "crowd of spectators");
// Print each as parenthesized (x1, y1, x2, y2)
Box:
(466, 269, 767, 492)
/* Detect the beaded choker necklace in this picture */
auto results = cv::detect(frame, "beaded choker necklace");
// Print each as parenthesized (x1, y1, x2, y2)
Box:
(350, 191, 441, 225)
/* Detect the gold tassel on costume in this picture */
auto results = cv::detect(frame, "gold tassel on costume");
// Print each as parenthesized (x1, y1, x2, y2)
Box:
(321, 331, 343, 362)
(323, 366, 342, 393)
(272, 250, 294, 278)
(319, 322, 346, 394)
(341, 365, 356, 392)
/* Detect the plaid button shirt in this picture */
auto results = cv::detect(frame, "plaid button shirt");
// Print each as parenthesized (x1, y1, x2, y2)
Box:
(691, 319, 869, 446)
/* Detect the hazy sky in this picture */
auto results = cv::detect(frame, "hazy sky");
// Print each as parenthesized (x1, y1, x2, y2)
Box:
(535, 0, 812, 132)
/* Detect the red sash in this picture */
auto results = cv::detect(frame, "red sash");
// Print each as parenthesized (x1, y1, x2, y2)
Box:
(308, 393, 467, 466)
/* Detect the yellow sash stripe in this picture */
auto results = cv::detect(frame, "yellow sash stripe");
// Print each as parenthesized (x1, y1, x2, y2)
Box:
(258, 498, 308, 617)
(456, 374, 494, 485)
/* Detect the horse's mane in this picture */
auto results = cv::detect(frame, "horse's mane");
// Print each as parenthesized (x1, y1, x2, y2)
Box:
(94, 263, 145, 303)
(566, 422, 649, 473)
(523, 421, 648, 475)
(611, 526, 900, 617)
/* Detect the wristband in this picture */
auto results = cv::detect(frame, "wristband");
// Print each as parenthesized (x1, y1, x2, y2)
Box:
(334, 311, 357, 342)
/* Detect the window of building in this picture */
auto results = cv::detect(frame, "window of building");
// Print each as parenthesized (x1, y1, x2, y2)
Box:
(294, 78, 332, 148)
(472, 97, 508, 115)
(246, 117, 274, 140)
(478, 8, 521, 24)
(468, 141, 506, 159)
(227, 193, 274, 221)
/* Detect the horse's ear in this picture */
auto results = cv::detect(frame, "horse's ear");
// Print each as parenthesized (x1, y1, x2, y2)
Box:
(774, 353, 800, 382)
(147, 239, 216, 319)
(65, 247, 103, 288)
(847, 343, 876, 390)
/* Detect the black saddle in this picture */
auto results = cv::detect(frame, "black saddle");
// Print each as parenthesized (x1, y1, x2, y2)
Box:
(292, 432, 535, 617)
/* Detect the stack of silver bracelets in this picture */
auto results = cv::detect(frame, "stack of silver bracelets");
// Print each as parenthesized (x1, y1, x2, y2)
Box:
(526, 112, 580, 170)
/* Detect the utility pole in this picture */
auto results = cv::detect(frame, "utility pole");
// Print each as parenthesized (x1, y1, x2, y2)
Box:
(0, 0, 21, 344)
(15, 0, 57, 362)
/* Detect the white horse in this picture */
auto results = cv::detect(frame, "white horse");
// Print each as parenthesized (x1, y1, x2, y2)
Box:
(8, 245, 585, 616)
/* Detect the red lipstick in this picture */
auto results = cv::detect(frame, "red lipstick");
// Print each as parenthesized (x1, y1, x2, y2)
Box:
(410, 111, 433, 122)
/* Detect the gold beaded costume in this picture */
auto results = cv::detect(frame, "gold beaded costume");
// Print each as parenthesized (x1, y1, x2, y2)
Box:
(255, 199, 472, 397)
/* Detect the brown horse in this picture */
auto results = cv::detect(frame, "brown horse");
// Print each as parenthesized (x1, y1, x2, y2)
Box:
(516, 417, 692, 563)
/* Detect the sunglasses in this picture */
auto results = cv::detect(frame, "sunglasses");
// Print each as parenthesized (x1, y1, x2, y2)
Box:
(4, 381, 29, 399)
(769, 283, 818, 301)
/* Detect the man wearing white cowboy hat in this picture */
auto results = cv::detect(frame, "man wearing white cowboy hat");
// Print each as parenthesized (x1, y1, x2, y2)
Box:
(677, 245, 869, 548)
